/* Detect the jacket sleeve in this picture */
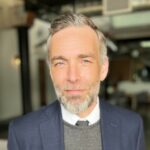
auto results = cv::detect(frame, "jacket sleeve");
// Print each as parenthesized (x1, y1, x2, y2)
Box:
(136, 117, 145, 150)
(8, 121, 20, 150)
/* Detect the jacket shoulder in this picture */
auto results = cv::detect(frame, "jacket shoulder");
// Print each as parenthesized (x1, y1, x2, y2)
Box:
(10, 100, 60, 131)
(101, 100, 143, 124)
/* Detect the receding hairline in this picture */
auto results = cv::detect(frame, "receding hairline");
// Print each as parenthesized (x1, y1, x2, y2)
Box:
(47, 13, 108, 65)
(49, 13, 98, 36)
(50, 25, 100, 43)
(47, 25, 103, 54)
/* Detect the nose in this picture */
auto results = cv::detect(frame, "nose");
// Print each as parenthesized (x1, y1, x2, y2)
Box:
(67, 63, 80, 83)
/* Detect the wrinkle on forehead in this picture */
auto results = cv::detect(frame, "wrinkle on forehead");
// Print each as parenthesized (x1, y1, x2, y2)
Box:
(49, 25, 100, 59)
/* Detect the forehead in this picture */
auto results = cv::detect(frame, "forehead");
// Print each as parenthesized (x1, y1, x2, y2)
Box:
(48, 25, 100, 58)
(51, 25, 98, 42)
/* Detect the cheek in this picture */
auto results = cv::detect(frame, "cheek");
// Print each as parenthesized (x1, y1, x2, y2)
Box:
(80, 65, 101, 83)
(51, 69, 67, 86)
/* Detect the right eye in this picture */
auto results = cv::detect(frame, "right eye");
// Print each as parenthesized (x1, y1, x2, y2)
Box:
(53, 61, 65, 67)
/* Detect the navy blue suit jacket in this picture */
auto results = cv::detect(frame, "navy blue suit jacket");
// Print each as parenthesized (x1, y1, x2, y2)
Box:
(8, 100, 145, 150)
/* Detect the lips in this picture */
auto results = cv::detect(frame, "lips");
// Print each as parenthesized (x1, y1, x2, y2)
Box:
(64, 89, 85, 95)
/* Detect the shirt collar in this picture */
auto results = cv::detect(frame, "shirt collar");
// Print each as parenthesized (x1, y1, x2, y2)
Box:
(60, 97, 100, 126)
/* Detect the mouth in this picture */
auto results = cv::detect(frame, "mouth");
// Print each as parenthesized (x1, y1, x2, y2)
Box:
(64, 89, 86, 95)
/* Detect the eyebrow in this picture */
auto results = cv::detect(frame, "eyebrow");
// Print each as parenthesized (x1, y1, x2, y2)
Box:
(51, 53, 95, 63)
(51, 56, 68, 63)
(78, 54, 95, 59)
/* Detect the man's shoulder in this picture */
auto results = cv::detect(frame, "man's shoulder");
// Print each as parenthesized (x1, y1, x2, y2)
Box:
(10, 100, 60, 130)
(101, 100, 143, 124)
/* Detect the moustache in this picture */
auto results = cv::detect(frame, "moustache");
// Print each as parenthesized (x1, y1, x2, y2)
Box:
(63, 85, 87, 90)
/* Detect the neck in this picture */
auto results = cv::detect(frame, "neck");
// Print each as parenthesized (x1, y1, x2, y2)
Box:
(77, 100, 97, 118)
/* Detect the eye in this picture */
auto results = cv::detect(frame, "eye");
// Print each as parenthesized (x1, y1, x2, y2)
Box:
(82, 59, 92, 64)
(53, 61, 65, 67)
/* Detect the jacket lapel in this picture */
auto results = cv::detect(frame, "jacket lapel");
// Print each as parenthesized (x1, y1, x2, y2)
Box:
(39, 100, 121, 150)
(100, 100, 121, 150)
(39, 102, 64, 150)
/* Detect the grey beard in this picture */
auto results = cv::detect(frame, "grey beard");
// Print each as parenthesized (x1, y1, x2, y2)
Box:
(54, 82, 100, 114)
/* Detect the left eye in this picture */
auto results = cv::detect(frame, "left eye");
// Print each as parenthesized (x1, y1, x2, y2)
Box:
(82, 59, 91, 63)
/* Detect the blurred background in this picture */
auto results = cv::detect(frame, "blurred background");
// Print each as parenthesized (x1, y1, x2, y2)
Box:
(0, 0, 150, 149)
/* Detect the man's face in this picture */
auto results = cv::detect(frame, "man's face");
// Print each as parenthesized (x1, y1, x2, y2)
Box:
(49, 26, 108, 114)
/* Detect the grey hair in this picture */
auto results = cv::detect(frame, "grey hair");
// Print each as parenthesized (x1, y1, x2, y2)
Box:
(47, 13, 107, 65)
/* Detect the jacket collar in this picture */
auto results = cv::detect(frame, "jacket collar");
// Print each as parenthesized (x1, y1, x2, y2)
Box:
(39, 100, 121, 150)
(100, 100, 121, 150)
(39, 101, 64, 150)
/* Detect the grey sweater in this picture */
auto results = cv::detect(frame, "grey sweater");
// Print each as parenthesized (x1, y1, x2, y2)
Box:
(64, 121, 102, 150)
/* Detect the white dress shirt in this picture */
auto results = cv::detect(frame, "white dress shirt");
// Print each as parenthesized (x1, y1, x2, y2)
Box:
(60, 97, 100, 126)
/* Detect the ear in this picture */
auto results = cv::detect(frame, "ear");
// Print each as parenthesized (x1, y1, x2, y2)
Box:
(100, 57, 109, 81)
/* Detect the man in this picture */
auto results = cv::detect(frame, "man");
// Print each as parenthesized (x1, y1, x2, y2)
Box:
(8, 13, 145, 150)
